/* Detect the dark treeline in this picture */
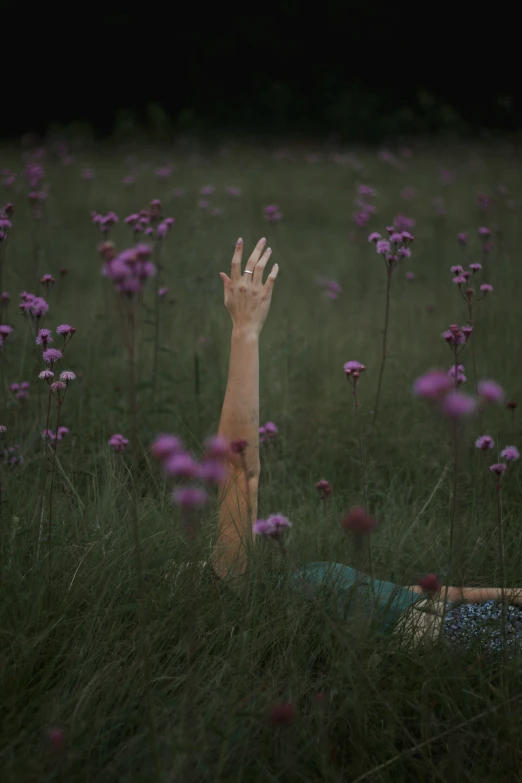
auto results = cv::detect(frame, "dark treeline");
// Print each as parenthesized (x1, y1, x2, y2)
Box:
(3, 1, 519, 141)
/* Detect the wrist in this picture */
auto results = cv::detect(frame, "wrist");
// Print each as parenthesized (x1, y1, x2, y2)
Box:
(232, 326, 259, 342)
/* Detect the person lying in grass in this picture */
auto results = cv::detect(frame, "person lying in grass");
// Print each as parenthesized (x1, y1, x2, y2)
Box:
(211, 237, 522, 648)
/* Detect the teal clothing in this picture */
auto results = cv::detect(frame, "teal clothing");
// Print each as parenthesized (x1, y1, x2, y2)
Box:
(289, 562, 422, 635)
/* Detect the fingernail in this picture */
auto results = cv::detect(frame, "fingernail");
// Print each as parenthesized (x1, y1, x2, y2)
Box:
(237, 237, 243, 244)
(260, 237, 266, 244)
(267, 247, 272, 253)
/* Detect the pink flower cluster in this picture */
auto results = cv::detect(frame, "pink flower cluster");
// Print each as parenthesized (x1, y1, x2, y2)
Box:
(0, 203, 12, 241)
(155, 166, 173, 179)
(100, 244, 156, 295)
(264, 205, 283, 223)
(475, 436, 519, 478)
(19, 292, 49, 321)
(124, 200, 174, 239)
(448, 364, 466, 386)
(10, 381, 30, 401)
(0, 323, 14, 349)
(353, 184, 377, 228)
(441, 323, 473, 347)
(2, 442, 24, 467)
(42, 426, 69, 444)
(150, 433, 232, 508)
(315, 479, 332, 500)
(450, 263, 492, 297)
(2, 170, 16, 189)
(253, 514, 292, 539)
(92, 211, 119, 233)
(413, 371, 505, 418)
(24, 161, 45, 188)
(40, 274, 55, 290)
(344, 360, 366, 389)
(316, 278, 341, 300)
(109, 433, 129, 452)
(393, 214, 415, 232)
(369, 227, 414, 270)
(259, 421, 278, 444)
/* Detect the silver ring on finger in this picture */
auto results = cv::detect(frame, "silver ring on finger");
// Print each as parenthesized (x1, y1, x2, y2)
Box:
(244, 270, 253, 275)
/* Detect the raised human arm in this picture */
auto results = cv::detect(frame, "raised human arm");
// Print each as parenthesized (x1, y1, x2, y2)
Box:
(211, 237, 278, 581)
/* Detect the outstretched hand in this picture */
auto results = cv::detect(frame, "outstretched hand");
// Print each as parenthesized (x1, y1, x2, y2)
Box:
(219, 237, 279, 337)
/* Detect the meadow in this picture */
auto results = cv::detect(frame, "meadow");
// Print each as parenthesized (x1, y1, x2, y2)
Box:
(1, 136, 522, 782)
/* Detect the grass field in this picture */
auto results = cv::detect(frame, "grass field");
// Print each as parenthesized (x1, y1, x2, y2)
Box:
(1, 137, 522, 781)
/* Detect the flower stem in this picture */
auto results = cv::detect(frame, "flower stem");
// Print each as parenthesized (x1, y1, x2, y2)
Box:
(353, 384, 372, 580)
(151, 243, 163, 403)
(495, 476, 508, 671)
(47, 399, 63, 601)
(439, 420, 459, 643)
(467, 301, 483, 431)
(371, 266, 392, 433)
(126, 304, 160, 779)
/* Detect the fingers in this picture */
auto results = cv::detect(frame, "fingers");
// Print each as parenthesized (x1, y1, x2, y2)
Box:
(252, 246, 272, 284)
(243, 237, 266, 277)
(230, 238, 243, 281)
(264, 262, 279, 290)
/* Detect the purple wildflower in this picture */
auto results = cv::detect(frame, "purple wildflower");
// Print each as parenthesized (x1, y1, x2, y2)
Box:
(36, 328, 53, 347)
(165, 452, 200, 479)
(500, 446, 519, 461)
(173, 487, 208, 508)
(204, 435, 230, 460)
(316, 480, 332, 499)
(477, 380, 504, 404)
(264, 421, 278, 437)
(344, 361, 366, 377)
(475, 435, 495, 450)
(150, 434, 183, 461)
(440, 391, 477, 418)
(413, 370, 453, 400)
(42, 348, 63, 365)
(199, 460, 227, 483)
(109, 433, 129, 452)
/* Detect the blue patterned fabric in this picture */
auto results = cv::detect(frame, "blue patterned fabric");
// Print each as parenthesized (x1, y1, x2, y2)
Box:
(290, 561, 422, 635)
(444, 600, 522, 653)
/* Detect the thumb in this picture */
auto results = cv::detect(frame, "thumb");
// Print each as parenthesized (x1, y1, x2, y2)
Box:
(220, 272, 231, 285)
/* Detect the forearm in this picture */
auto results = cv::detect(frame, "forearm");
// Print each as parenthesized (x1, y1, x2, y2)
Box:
(409, 584, 522, 606)
(213, 327, 260, 579)
(218, 327, 260, 474)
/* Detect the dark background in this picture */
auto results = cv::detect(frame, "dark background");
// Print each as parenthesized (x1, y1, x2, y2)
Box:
(2, 2, 519, 141)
